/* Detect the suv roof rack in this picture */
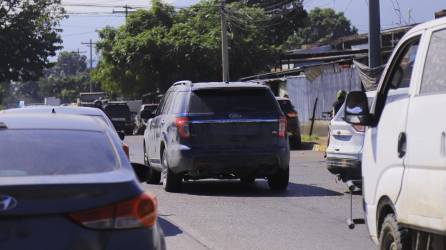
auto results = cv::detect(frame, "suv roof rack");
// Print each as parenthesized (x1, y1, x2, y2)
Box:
(173, 80, 193, 86)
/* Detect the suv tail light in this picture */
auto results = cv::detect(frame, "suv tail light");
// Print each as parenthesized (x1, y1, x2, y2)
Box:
(278, 117, 287, 137)
(352, 124, 365, 133)
(287, 112, 297, 118)
(68, 193, 157, 229)
(176, 117, 190, 138)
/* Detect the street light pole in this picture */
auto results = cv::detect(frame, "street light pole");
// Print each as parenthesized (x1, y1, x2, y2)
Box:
(220, 0, 230, 82)
(368, 0, 381, 68)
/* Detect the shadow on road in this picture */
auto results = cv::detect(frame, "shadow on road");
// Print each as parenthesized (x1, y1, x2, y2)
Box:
(158, 217, 183, 237)
(180, 180, 342, 198)
(291, 142, 316, 151)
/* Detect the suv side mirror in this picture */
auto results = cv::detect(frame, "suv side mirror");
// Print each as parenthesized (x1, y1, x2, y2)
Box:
(131, 162, 150, 183)
(344, 91, 372, 126)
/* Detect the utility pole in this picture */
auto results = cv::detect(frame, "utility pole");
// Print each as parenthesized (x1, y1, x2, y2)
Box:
(368, 0, 381, 68)
(113, 5, 133, 24)
(81, 39, 97, 92)
(220, 0, 230, 82)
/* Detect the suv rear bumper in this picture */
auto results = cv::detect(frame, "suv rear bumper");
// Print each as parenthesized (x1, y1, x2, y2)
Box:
(326, 157, 361, 181)
(167, 144, 290, 178)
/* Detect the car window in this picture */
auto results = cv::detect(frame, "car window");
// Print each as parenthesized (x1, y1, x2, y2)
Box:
(388, 39, 420, 89)
(420, 29, 446, 94)
(169, 91, 187, 114)
(164, 91, 178, 114)
(160, 91, 173, 115)
(0, 130, 118, 177)
(189, 88, 279, 114)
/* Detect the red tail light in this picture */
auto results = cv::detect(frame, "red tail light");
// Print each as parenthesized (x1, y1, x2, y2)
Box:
(352, 124, 366, 133)
(68, 193, 157, 229)
(278, 117, 287, 137)
(176, 117, 190, 138)
(122, 143, 130, 159)
(287, 112, 297, 118)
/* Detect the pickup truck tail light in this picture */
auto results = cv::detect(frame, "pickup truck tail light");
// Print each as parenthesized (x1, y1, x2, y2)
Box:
(176, 117, 190, 138)
(278, 117, 287, 137)
(68, 193, 157, 229)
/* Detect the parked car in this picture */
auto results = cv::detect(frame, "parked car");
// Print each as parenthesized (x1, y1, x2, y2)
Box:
(326, 91, 375, 185)
(276, 97, 301, 148)
(144, 81, 290, 192)
(103, 101, 134, 135)
(1, 106, 129, 157)
(134, 104, 158, 135)
(0, 113, 165, 250)
(344, 18, 446, 249)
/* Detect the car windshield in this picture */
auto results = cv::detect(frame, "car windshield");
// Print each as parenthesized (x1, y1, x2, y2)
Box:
(0, 130, 118, 177)
(189, 88, 278, 114)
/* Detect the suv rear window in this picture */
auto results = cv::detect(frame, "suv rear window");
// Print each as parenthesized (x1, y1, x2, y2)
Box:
(0, 130, 118, 177)
(104, 105, 130, 118)
(189, 88, 278, 114)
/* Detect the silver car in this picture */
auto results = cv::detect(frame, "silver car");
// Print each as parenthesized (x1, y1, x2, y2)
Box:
(0, 113, 165, 250)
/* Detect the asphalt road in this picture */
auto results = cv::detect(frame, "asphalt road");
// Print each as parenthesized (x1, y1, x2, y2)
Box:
(125, 135, 375, 250)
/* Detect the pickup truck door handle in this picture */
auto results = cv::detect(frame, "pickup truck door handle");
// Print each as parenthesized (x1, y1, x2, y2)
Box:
(398, 132, 407, 158)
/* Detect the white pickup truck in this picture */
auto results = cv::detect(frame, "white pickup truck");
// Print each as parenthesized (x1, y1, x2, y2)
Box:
(345, 17, 446, 249)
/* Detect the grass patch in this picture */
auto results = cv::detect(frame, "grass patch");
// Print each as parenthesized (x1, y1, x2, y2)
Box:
(301, 134, 320, 142)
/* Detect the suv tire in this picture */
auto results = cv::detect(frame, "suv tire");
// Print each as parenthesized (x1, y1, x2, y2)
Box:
(144, 143, 161, 184)
(161, 150, 182, 192)
(379, 214, 411, 250)
(268, 168, 289, 191)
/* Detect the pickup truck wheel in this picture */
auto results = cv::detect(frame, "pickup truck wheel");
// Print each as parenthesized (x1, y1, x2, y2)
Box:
(379, 214, 411, 250)
(267, 168, 289, 191)
(144, 144, 161, 184)
(161, 151, 182, 192)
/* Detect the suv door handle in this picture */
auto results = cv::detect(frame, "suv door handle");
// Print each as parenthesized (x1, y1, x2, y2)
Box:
(398, 132, 407, 158)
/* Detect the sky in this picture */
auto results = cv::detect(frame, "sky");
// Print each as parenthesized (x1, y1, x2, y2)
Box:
(59, 0, 445, 64)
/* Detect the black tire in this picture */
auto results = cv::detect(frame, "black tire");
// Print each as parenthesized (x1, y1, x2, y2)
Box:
(379, 214, 411, 250)
(161, 150, 182, 192)
(240, 176, 255, 184)
(144, 143, 161, 184)
(268, 168, 289, 191)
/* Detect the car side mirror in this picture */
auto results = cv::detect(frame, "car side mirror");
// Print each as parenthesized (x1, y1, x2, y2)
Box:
(344, 91, 372, 126)
(131, 162, 150, 183)
(117, 131, 126, 140)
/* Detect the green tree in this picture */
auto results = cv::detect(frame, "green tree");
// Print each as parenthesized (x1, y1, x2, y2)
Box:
(0, 0, 65, 82)
(285, 8, 357, 49)
(93, 0, 278, 98)
(14, 51, 91, 104)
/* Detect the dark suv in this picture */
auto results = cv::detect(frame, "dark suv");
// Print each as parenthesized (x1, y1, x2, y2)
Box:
(276, 97, 301, 148)
(143, 81, 290, 192)
(103, 102, 134, 135)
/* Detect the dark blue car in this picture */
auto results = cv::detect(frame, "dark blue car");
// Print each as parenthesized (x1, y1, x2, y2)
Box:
(143, 81, 290, 192)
